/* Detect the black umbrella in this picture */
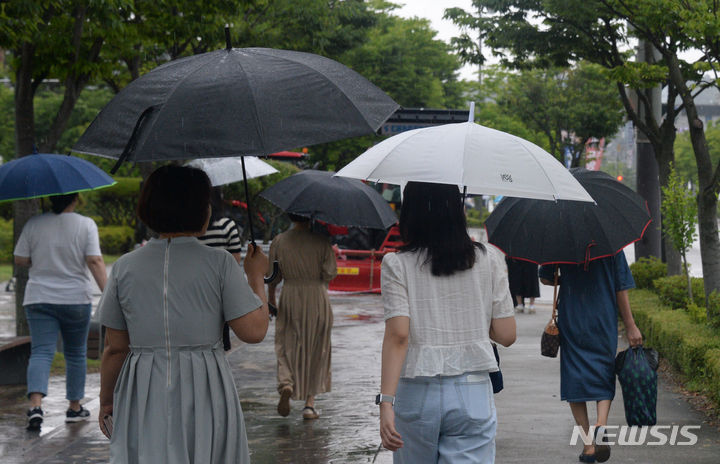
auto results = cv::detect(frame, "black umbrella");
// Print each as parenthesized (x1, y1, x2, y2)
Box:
(485, 168, 651, 265)
(73, 28, 399, 245)
(259, 170, 397, 229)
(73, 46, 397, 163)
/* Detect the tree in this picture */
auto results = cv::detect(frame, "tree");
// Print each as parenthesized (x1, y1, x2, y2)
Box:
(674, 120, 720, 193)
(484, 63, 625, 165)
(0, 0, 130, 335)
(311, 8, 465, 170)
(661, 165, 698, 307)
(598, 0, 720, 304)
(446, 0, 720, 300)
(341, 13, 464, 109)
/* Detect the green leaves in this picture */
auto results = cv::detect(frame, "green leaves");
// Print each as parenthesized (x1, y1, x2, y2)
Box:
(484, 62, 624, 163)
(661, 164, 698, 261)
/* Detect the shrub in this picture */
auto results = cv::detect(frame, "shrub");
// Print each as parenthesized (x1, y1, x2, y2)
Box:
(708, 291, 720, 326)
(80, 177, 142, 227)
(629, 256, 667, 290)
(687, 302, 707, 324)
(99, 225, 134, 254)
(0, 218, 13, 263)
(630, 289, 720, 403)
(704, 349, 720, 404)
(653, 275, 705, 309)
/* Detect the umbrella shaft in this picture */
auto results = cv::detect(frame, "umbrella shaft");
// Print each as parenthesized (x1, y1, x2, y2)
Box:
(241, 156, 256, 245)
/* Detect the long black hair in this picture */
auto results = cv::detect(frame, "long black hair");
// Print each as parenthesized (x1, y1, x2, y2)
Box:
(399, 181, 482, 276)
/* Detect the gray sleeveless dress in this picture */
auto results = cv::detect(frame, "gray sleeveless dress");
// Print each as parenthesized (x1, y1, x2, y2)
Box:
(99, 237, 262, 464)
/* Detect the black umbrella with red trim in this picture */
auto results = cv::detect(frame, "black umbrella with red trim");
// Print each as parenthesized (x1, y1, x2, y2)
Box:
(485, 168, 651, 266)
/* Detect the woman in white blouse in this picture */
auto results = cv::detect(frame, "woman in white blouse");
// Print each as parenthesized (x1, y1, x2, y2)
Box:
(378, 182, 516, 464)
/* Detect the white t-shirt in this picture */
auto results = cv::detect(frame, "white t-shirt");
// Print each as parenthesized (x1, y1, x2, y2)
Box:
(14, 212, 102, 305)
(382, 245, 514, 378)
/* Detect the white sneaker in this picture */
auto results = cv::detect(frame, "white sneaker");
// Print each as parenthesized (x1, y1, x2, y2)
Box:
(528, 304, 536, 314)
(515, 305, 525, 313)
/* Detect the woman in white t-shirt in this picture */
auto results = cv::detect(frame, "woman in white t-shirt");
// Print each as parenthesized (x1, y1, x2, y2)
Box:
(378, 182, 516, 464)
(14, 193, 107, 430)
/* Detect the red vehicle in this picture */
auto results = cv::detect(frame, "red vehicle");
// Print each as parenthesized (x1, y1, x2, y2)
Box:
(329, 226, 403, 293)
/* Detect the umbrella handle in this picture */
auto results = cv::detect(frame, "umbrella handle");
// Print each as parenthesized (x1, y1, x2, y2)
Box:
(264, 260, 279, 284)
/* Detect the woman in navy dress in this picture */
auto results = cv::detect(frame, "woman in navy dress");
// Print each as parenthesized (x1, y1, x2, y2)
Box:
(540, 252, 642, 463)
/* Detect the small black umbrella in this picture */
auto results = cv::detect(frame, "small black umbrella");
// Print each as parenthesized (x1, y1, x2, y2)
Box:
(73, 28, 399, 245)
(485, 168, 651, 265)
(259, 170, 397, 229)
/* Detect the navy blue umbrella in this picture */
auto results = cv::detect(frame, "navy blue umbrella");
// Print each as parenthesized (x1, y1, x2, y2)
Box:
(0, 154, 116, 202)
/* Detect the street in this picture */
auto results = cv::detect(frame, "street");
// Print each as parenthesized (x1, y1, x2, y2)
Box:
(1, 289, 719, 463)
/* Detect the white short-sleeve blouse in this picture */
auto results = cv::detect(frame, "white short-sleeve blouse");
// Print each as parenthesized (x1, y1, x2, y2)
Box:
(381, 245, 514, 378)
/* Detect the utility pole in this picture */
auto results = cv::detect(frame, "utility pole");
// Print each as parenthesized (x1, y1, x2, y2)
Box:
(634, 39, 663, 260)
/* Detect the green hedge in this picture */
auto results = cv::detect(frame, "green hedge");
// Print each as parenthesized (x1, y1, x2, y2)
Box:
(630, 289, 720, 405)
(653, 275, 706, 309)
(629, 256, 667, 290)
(99, 225, 134, 254)
(80, 177, 141, 227)
(0, 218, 13, 263)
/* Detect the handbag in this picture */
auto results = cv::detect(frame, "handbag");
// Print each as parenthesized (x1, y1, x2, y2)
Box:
(540, 266, 560, 358)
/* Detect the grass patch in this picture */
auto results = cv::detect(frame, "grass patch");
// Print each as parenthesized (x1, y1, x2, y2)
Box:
(0, 254, 121, 284)
(50, 352, 101, 376)
(103, 254, 122, 265)
(0, 263, 11, 282)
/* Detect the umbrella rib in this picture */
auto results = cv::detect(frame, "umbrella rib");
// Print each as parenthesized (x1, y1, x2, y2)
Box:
(253, 49, 379, 132)
(229, 52, 268, 155)
(516, 139, 562, 199)
(134, 55, 215, 158)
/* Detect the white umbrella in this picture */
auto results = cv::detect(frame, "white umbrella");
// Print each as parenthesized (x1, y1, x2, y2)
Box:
(187, 156, 278, 186)
(335, 121, 594, 202)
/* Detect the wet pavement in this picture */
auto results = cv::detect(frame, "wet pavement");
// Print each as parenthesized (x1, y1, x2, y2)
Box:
(1, 287, 720, 462)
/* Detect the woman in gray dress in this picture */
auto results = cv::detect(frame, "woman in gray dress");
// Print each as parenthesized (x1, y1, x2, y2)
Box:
(98, 165, 269, 463)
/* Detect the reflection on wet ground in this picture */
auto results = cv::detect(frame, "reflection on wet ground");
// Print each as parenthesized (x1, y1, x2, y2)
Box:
(234, 294, 392, 463)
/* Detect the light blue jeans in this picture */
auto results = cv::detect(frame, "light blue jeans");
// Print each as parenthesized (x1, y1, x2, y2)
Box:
(25, 303, 92, 400)
(393, 371, 497, 464)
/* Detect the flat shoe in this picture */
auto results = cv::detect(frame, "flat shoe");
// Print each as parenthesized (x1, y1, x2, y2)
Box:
(302, 406, 319, 420)
(277, 387, 292, 417)
(579, 453, 596, 463)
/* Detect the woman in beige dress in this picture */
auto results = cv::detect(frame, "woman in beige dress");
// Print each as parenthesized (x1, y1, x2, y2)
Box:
(268, 214, 337, 420)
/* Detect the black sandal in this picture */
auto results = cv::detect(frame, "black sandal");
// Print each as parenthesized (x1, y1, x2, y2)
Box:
(302, 406, 319, 420)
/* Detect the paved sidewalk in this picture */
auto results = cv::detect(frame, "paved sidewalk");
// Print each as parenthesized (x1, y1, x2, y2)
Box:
(1, 294, 719, 463)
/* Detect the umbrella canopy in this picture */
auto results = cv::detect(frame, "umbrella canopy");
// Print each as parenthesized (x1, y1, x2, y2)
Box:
(259, 170, 397, 229)
(0, 154, 115, 202)
(186, 157, 278, 186)
(72, 47, 399, 165)
(335, 121, 593, 202)
(485, 168, 651, 265)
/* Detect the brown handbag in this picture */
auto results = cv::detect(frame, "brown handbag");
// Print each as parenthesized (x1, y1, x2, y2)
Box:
(541, 266, 560, 358)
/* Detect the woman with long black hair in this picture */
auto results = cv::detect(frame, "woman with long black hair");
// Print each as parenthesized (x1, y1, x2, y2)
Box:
(378, 182, 516, 463)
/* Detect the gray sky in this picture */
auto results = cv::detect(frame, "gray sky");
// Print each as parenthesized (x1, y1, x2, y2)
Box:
(394, 0, 479, 81)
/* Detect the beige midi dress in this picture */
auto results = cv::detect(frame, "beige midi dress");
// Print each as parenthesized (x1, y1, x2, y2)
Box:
(269, 228, 337, 400)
